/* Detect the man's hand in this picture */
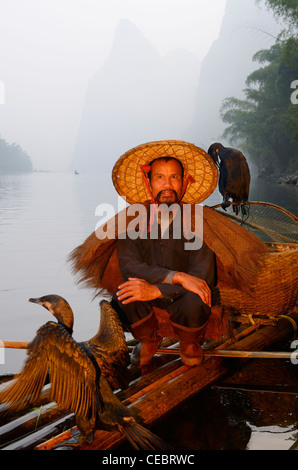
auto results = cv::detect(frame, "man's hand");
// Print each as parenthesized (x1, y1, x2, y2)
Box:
(116, 278, 162, 305)
(172, 272, 211, 307)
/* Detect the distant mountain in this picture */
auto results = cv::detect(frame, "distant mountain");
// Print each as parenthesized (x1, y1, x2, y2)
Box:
(0, 137, 33, 172)
(185, 0, 282, 150)
(71, 19, 201, 172)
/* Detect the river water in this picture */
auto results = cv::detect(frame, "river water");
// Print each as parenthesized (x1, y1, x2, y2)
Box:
(0, 170, 297, 450)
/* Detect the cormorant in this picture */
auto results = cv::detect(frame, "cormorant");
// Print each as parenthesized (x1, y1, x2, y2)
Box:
(207, 142, 250, 215)
(0, 295, 169, 450)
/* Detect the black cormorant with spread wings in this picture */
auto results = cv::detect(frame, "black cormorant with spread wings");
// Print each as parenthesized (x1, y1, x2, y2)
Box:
(207, 142, 250, 215)
(0, 295, 169, 450)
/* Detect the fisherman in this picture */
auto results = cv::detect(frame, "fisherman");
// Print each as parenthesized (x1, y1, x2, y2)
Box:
(111, 141, 219, 369)
(69, 141, 270, 370)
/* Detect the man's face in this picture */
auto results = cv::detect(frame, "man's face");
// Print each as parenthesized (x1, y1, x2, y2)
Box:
(149, 158, 184, 204)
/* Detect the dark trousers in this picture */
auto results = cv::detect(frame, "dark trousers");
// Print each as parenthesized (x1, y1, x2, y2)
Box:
(112, 291, 211, 329)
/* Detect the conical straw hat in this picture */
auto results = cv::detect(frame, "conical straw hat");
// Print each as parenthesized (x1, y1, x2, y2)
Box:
(112, 140, 218, 205)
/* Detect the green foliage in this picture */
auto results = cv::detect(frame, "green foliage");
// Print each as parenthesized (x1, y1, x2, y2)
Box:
(0, 136, 33, 172)
(221, 0, 298, 174)
(221, 37, 298, 174)
(258, 0, 298, 34)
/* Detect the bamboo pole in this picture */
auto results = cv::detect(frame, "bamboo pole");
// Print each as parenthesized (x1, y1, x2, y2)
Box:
(0, 341, 29, 349)
(205, 349, 295, 359)
(155, 348, 295, 359)
(0, 403, 71, 446)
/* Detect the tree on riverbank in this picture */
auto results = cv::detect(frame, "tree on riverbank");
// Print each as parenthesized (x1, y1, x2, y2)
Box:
(259, 0, 297, 33)
(0, 137, 33, 172)
(220, 0, 298, 175)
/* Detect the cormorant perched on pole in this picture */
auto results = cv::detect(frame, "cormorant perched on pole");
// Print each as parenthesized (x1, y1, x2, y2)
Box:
(0, 295, 169, 450)
(207, 142, 250, 215)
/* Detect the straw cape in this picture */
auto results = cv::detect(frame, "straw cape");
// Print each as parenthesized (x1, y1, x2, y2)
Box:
(112, 140, 218, 205)
(68, 203, 269, 299)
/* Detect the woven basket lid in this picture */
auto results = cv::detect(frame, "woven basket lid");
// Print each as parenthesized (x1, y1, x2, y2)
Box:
(112, 140, 218, 205)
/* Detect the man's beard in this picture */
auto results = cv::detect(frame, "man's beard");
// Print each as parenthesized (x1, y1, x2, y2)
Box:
(156, 190, 179, 206)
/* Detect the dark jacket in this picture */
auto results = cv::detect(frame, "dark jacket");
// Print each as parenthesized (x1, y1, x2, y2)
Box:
(117, 211, 216, 300)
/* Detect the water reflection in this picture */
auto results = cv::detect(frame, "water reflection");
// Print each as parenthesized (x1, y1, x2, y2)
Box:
(250, 177, 298, 216)
(149, 357, 298, 450)
(0, 173, 32, 228)
(149, 388, 252, 450)
(0, 172, 115, 376)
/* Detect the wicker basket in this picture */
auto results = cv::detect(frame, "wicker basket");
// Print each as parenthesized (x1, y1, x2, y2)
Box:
(216, 244, 298, 319)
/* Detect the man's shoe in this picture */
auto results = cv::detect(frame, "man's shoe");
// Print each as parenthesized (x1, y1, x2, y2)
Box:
(130, 341, 161, 366)
(170, 321, 208, 367)
(130, 312, 162, 370)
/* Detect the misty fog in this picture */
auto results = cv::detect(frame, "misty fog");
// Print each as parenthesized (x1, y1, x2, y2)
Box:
(0, 0, 282, 172)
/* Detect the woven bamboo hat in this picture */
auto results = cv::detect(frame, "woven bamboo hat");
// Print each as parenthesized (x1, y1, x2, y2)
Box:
(112, 140, 218, 205)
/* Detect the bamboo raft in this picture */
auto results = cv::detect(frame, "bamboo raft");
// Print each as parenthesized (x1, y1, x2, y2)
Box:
(1, 224, 297, 450)
(0, 309, 297, 451)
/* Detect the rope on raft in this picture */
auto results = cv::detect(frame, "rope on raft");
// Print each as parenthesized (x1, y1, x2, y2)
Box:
(230, 311, 298, 337)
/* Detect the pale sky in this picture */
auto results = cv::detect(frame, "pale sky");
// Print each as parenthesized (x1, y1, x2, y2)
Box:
(0, 0, 227, 170)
